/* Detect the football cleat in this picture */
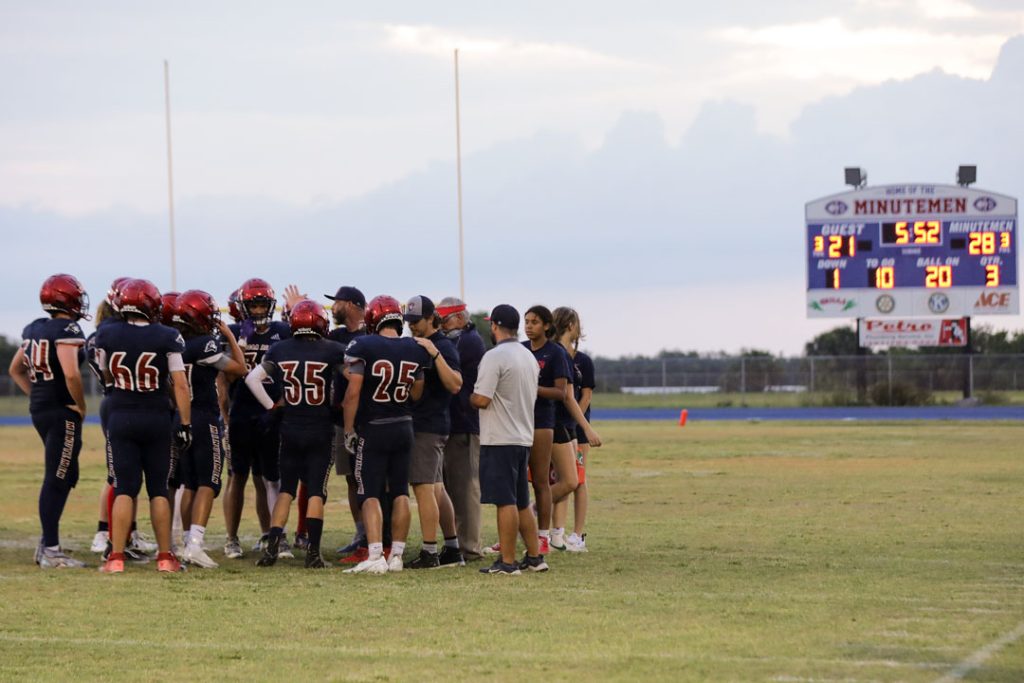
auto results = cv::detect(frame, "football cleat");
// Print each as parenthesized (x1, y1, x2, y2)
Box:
(252, 533, 269, 552)
(293, 532, 309, 552)
(343, 557, 389, 574)
(438, 546, 466, 568)
(336, 534, 365, 555)
(129, 529, 159, 554)
(256, 534, 281, 567)
(156, 552, 185, 573)
(518, 554, 549, 573)
(387, 553, 404, 572)
(304, 551, 328, 569)
(223, 537, 244, 559)
(278, 536, 294, 559)
(184, 542, 219, 569)
(99, 554, 125, 574)
(479, 560, 521, 576)
(340, 546, 369, 564)
(38, 547, 86, 569)
(565, 533, 588, 553)
(123, 546, 151, 564)
(90, 531, 110, 553)
(407, 549, 439, 570)
(537, 536, 550, 555)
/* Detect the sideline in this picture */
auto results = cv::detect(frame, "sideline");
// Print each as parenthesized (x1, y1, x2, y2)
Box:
(932, 621, 1024, 683)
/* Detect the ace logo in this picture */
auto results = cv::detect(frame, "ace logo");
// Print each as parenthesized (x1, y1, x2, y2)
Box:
(974, 291, 1012, 311)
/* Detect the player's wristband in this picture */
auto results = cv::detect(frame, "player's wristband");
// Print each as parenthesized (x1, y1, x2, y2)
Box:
(431, 353, 439, 361)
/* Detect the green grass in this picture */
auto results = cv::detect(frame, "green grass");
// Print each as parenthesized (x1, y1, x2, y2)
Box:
(0, 421, 1022, 680)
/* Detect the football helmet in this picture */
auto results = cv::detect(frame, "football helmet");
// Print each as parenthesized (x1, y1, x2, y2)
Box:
(238, 278, 276, 326)
(40, 274, 90, 320)
(173, 290, 220, 334)
(106, 276, 132, 310)
(227, 289, 244, 323)
(160, 291, 180, 326)
(364, 295, 403, 334)
(289, 299, 329, 337)
(116, 279, 162, 322)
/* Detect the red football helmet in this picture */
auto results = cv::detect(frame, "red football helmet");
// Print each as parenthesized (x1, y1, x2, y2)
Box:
(40, 274, 90, 320)
(364, 295, 403, 334)
(289, 299, 329, 337)
(173, 290, 220, 334)
(160, 291, 180, 326)
(238, 278, 276, 325)
(116, 279, 162, 322)
(106, 276, 132, 310)
(227, 288, 244, 322)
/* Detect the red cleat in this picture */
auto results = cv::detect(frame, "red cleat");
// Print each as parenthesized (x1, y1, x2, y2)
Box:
(340, 546, 368, 565)
(538, 536, 550, 555)
(99, 552, 125, 574)
(156, 551, 184, 573)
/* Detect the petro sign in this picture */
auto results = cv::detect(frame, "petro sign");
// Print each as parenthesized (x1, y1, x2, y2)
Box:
(858, 318, 968, 348)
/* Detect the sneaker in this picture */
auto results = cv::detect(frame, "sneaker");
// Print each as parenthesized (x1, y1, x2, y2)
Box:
(91, 530, 110, 553)
(304, 551, 328, 569)
(518, 553, 549, 572)
(38, 547, 86, 569)
(33, 539, 44, 565)
(343, 556, 388, 574)
(156, 552, 185, 573)
(550, 530, 566, 551)
(538, 536, 550, 555)
(224, 537, 244, 559)
(130, 529, 159, 554)
(256, 534, 281, 567)
(483, 541, 502, 555)
(252, 533, 269, 552)
(565, 533, 588, 553)
(407, 549, 439, 570)
(438, 546, 466, 568)
(184, 542, 219, 569)
(99, 554, 125, 574)
(479, 560, 521, 575)
(170, 543, 184, 561)
(123, 546, 151, 564)
(340, 546, 369, 565)
(278, 536, 294, 559)
(387, 553, 404, 572)
(294, 532, 309, 552)
(336, 534, 365, 555)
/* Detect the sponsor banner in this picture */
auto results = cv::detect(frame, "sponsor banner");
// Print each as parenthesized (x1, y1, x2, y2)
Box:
(807, 287, 1019, 317)
(806, 184, 1017, 221)
(859, 318, 968, 348)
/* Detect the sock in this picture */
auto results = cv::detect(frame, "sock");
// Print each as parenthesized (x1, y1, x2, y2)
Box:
(539, 529, 551, 539)
(444, 536, 460, 549)
(368, 542, 384, 560)
(270, 526, 284, 539)
(264, 479, 280, 517)
(306, 518, 323, 554)
(183, 529, 191, 547)
(553, 527, 565, 538)
(97, 521, 109, 533)
(190, 525, 206, 547)
(422, 541, 437, 555)
(38, 482, 71, 548)
(296, 483, 308, 535)
(355, 521, 366, 538)
(130, 520, 138, 532)
(391, 541, 406, 558)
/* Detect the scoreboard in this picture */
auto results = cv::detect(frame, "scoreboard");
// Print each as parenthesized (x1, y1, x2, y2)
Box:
(806, 184, 1019, 318)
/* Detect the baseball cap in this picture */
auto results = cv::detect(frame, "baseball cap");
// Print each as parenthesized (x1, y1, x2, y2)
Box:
(436, 296, 467, 319)
(486, 304, 519, 330)
(325, 286, 366, 308)
(403, 295, 435, 323)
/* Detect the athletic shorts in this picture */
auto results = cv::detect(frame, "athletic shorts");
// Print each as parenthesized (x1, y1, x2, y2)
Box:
(31, 406, 82, 490)
(279, 423, 333, 500)
(353, 420, 413, 505)
(332, 425, 354, 476)
(409, 432, 447, 484)
(228, 415, 280, 481)
(100, 397, 115, 485)
(107, 409, 173, 499)
(179, 411, 225, 496)
(480, 445, 530, 509)
(575, 424, 589, 445)
(553, 423, 575, 445)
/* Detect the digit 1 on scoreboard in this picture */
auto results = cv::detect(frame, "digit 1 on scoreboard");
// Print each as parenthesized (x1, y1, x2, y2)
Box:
(986, 264, 1000, 287)
(826, 268, 840, 289)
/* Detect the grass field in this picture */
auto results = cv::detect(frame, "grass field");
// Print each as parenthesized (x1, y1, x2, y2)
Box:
(1, 420, 1022, 681)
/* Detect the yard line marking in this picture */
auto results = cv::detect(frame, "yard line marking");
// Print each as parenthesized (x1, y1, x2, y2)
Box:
(931, 621, 1024, 683)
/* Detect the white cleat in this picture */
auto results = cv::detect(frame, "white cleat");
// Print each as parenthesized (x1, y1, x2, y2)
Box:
(130, 530, 159, 554)
(184, 542, 219, 569)
(564, 533, 588, 553)
(223, 537, 243, 559)
(387, 554, 404, 572)
(91, 531, 110, 553)
(278, 537, 295, 559)
(343, 557, 389, 575)
(38, 547, 87, 569)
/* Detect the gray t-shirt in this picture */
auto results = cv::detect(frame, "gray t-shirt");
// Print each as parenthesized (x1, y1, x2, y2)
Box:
(474, 339, 539, 446)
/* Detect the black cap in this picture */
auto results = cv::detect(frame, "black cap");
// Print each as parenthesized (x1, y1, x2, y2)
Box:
(325, 286, 366, 308)
(486, 304, 519, 330)
(403, 295, 435, 322)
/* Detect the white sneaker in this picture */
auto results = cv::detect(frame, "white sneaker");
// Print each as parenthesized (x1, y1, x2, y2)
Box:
(91, 531, 109, 553)
(39, 547, 87, 569)
(550, 530, 566, 551)
(184, 542, 219, 569)
(223, 537, 243, 559)
(278, 536, 294, 559)
(130, 529, 159, 554)
(343, 556, 389, 574)
(565, 533, 587, 553)
(387, 553, 404, 572)
(483, 541, 502, 555)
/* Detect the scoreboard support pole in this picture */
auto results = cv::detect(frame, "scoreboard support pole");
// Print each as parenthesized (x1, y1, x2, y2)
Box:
(963, 317, 972, 400)
(855, 318, 867, 404)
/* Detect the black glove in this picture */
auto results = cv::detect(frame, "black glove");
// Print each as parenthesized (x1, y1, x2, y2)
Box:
(258, 405, 283, 433)
(344, 431, 359, 455)
(175, 424, 193, 452)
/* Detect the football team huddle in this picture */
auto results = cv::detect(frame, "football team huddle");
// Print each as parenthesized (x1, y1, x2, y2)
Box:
(10, 273, 599, 576)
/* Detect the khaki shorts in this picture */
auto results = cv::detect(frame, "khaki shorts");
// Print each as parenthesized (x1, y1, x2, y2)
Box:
(409, 432, 447, 484)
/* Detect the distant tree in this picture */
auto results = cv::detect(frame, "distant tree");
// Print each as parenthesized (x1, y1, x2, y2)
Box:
(970, 325, 1024, 354)
(468, 311, 494, 350)
(805, 326, 860, 356)
(0, 334, 20, 374)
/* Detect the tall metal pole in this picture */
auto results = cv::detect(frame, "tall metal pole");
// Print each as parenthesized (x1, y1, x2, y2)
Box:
(454, 49, 465, 301)
(164, 60, 178, 290)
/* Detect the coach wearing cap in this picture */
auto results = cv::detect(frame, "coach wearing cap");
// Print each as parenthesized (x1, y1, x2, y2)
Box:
(470, 304, 544, 574)
(436, 296, 487, 560)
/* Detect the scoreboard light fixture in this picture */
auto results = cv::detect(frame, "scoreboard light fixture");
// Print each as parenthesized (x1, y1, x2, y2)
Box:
(844, 167, 867, 189)
(957, 165, 977, 187)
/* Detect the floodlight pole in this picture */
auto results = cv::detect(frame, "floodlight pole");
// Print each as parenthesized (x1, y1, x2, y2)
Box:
(454, 48, 466, 301)
(164, 59, 178, 290)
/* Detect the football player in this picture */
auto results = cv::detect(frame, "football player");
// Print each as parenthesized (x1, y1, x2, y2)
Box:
(404, 295, 464, 569)
(95, 279, 192, 573)
(222, 278, 292, 559)
(172, 290, 246, 568)
(9, 274, 89, 568)
(342, 295, 430, 574)
(246, 300, 347, 569)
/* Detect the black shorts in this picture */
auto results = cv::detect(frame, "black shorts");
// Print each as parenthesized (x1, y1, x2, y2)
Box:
(180, 412, 225, 495)
(480, 445, 530, 509)
(107, 409, 173, 499)
(31, 407, 82, 490)
(279, 423, 333, 500)
(353, 420, 413, 505)
(100, 397, 115, 485)
(553, 423, 575, 445)
(228, 415, 280, 481)
(575, 424, 589, 445)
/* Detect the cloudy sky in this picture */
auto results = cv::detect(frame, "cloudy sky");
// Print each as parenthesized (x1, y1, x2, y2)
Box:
(2, 1, 1023, 356)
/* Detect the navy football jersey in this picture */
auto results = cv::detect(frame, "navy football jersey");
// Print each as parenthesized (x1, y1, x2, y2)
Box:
(447, 324, 486, 436)
(573, 351, 596, 423)
(20, 317, 87, 413)
(85, 317, 118, 395)
(523, 339, 571, 427)
(94, 319, 186, 412)
(412, 330, 461, 435)
(328, 326, 365, 419)
(263, 337, 347, 426)
(230, 321, 291, 418)
(344, 335, 431, 429)
(183, 333, 226, 415)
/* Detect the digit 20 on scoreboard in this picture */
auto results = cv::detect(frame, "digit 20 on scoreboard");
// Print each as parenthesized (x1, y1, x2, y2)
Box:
(805, 185, 1019, 317)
